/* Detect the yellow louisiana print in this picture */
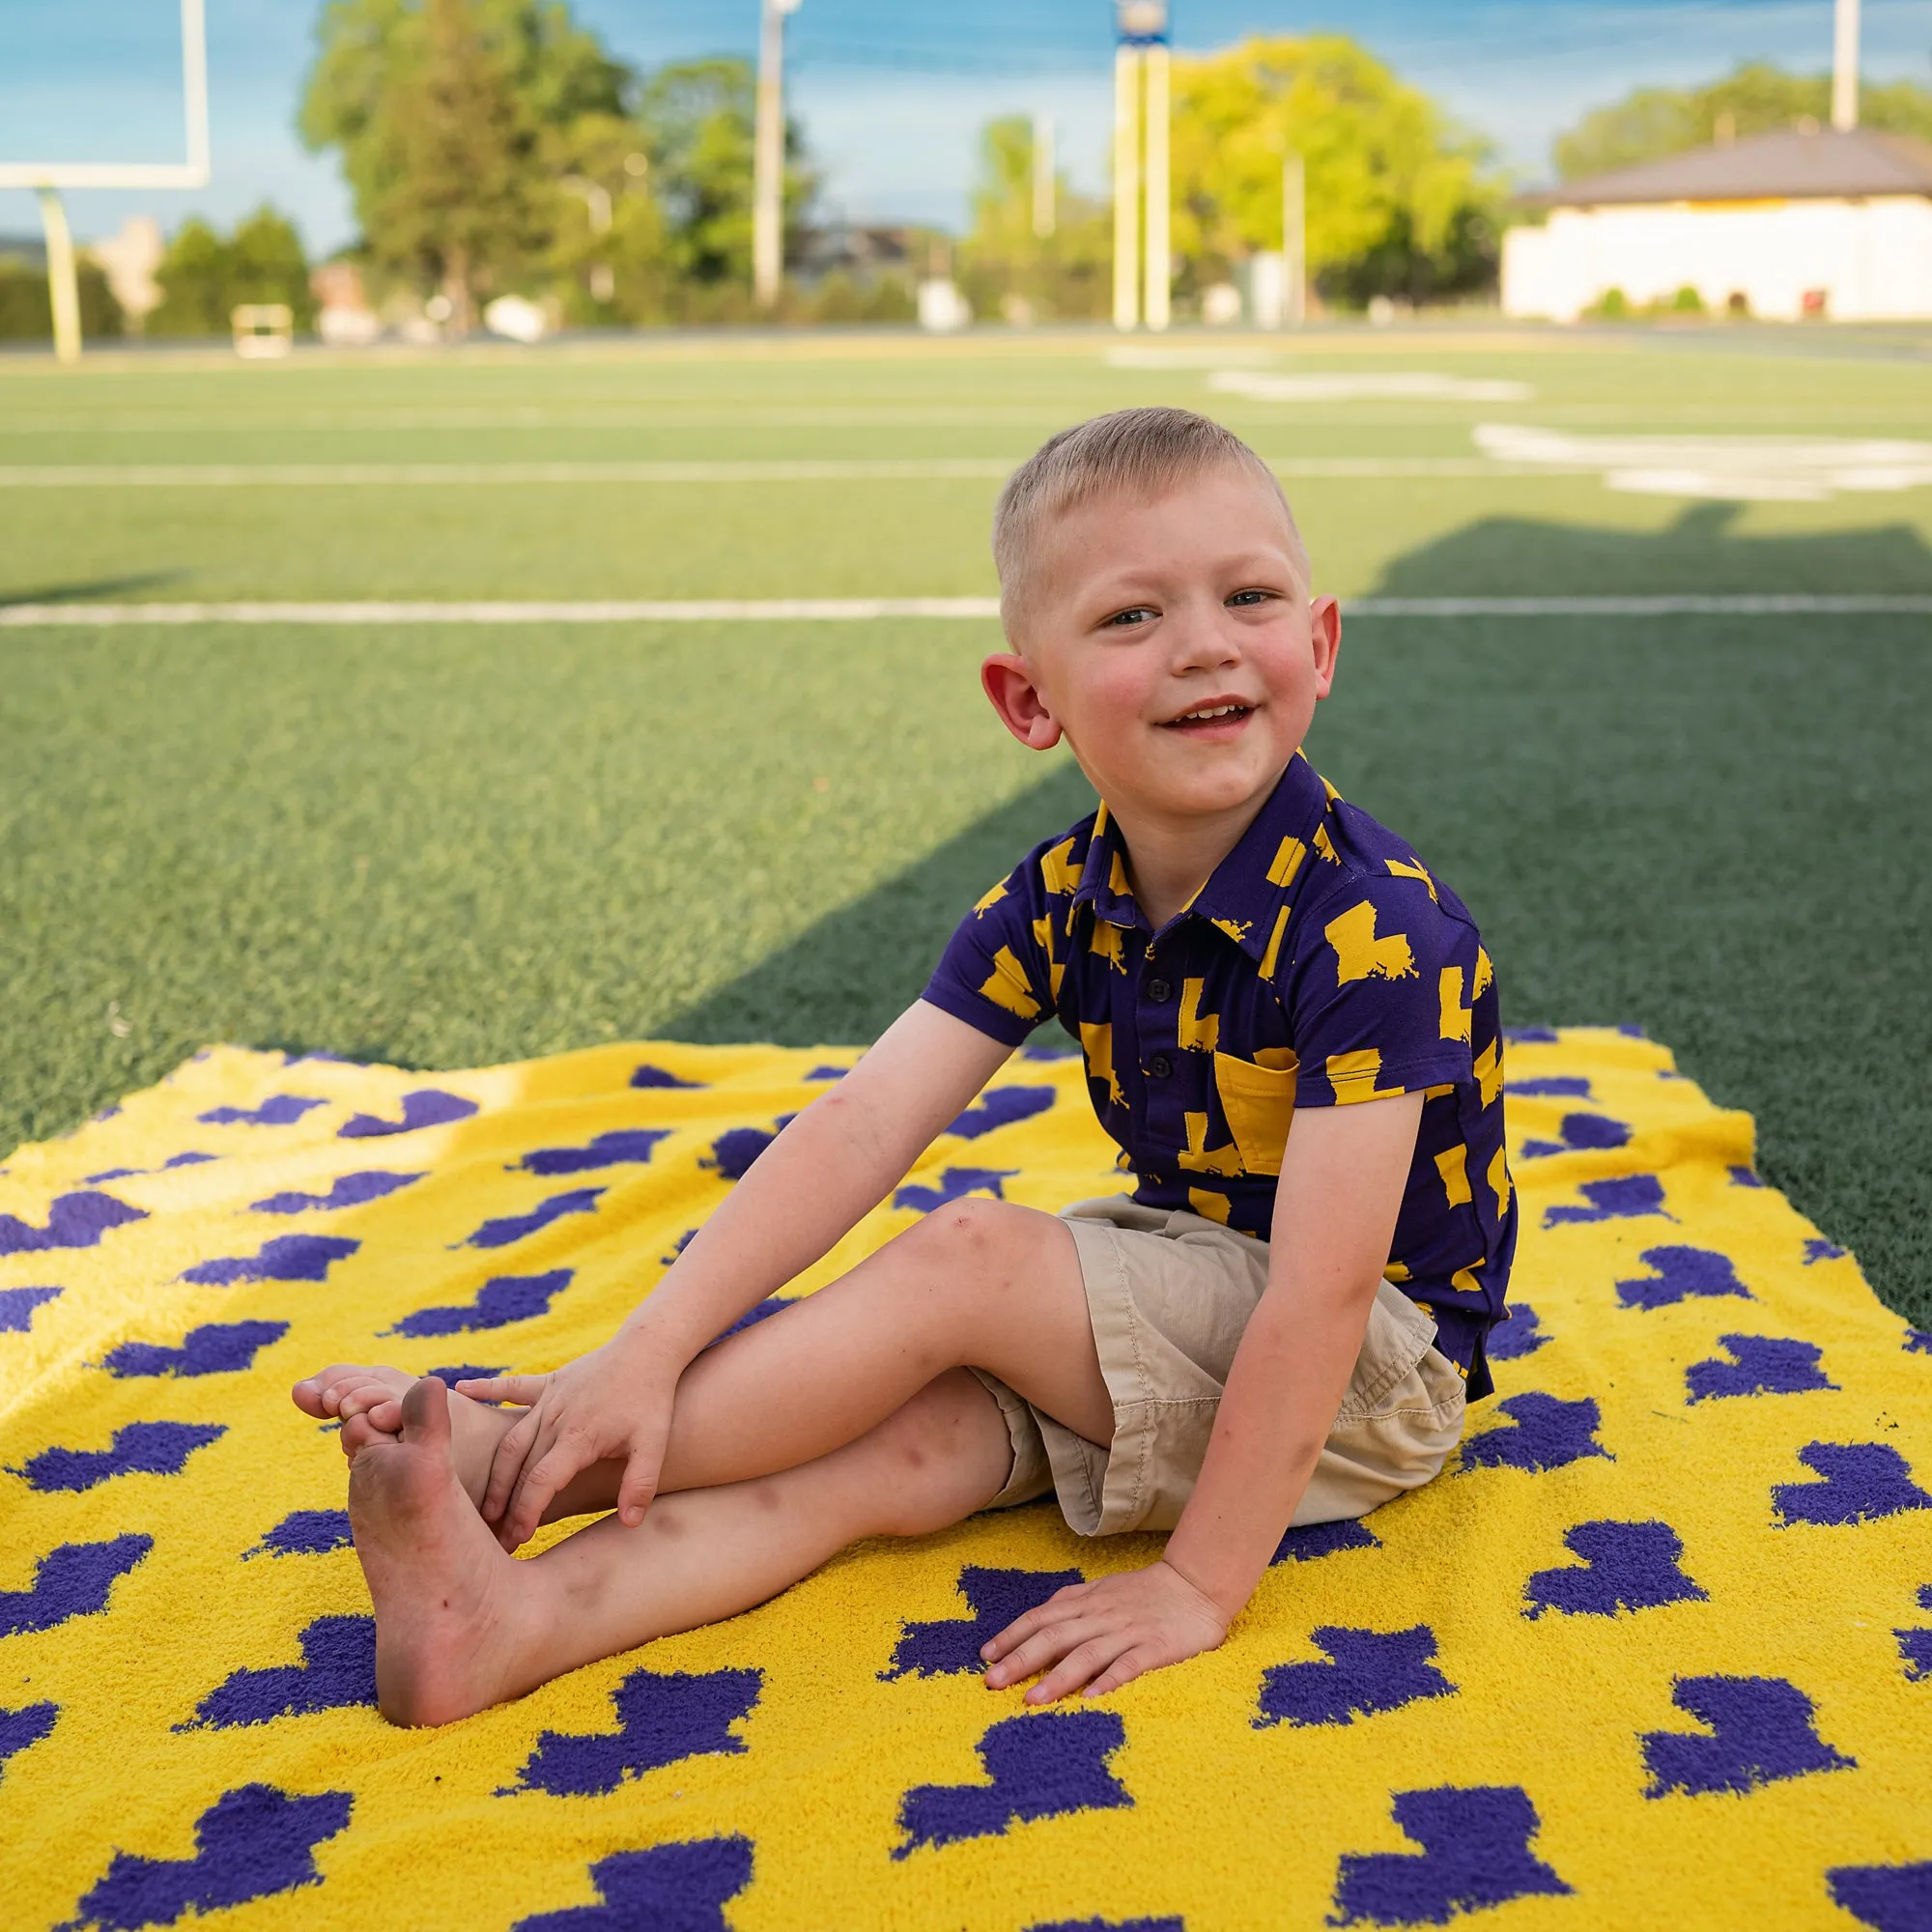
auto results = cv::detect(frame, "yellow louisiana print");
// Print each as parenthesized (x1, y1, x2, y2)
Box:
(1, 1029, 1928, 1931)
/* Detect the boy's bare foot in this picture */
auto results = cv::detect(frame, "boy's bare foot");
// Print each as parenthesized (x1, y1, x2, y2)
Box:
(346, 1378, 539, 1726)
(293, 1363, 517, 1512)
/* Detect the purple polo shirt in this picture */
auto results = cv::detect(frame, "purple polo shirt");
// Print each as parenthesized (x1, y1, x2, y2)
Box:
(923, 752, 1516, 1398)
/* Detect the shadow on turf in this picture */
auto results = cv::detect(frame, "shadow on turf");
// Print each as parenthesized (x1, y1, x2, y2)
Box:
(1369, 500, 1932, 595)
(1, 570, 188, 607)
(663, 760, 1098, 1048)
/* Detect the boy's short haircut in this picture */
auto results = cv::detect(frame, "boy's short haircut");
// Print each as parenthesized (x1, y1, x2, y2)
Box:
(992, 407, 1308, 640)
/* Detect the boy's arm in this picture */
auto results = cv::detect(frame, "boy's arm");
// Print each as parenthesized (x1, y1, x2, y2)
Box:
(467, 1000, 1015, 1547)
(981, 1089, 1423, 1702)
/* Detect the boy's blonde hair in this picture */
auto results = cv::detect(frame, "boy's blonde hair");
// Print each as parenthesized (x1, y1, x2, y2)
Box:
(992, 407, 1306, 642)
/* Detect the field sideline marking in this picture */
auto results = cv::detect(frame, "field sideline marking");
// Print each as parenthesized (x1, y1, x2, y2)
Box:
(0, 458, 1576, 487)
(4, 595, 1930, 628)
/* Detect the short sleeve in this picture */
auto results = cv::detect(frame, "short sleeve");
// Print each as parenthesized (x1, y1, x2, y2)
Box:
(922, 845, 1059, 1049)
(1288, 876, 1479, 1107)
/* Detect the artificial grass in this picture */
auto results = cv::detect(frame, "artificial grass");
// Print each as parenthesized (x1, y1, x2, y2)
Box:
(2, 333, 1928, 1325)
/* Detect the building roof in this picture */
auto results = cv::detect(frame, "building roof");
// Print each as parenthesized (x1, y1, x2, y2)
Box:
(1529, 126, 1932, 207)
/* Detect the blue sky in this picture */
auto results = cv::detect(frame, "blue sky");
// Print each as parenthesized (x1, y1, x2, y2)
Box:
(4, 0, 1929, 249)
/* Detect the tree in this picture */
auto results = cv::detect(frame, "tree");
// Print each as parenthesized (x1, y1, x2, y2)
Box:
(148, 207, 315, 336)
(957, 115, 1110, 321)
(637, 58, 814, 289)
(1554, 63, 1932, 179)
(1168, 37, 1501, 308)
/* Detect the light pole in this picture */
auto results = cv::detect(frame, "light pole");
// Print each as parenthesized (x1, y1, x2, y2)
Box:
(1832, 0, 1861, 130)
(1112, 1, 1170, 333)
(753, 0, 803, 308)
(1032, 114, 1056, 241)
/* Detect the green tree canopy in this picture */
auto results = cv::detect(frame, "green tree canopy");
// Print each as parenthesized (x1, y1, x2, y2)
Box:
(958, 115, 1110, 321)
(1554, 63, 1932, 179)
(1169, 36, 1501, 305)
(150, 206, 315, 336)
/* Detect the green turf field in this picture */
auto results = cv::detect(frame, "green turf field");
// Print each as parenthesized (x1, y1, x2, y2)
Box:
(2, 327, 1927, 1323)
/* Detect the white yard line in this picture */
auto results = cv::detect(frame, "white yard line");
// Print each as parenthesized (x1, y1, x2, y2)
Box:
(0, 458, 1578, 487)
(4, 595, 1928, 628)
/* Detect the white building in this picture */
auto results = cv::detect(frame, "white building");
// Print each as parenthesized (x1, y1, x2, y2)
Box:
(1503, 126, 1932, 323)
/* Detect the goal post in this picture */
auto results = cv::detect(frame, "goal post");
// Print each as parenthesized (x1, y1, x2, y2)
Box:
(0, 0, 210, 361)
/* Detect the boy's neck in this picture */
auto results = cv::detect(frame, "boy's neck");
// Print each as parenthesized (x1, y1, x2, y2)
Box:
(1107, 783, 1278, 931)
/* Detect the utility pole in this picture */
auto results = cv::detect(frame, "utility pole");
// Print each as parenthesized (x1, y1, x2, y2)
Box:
(753, 0, 802, 308)
(1832, 0, 1861, 130)
(1032, 113, 1056, 241)
(1112, 0, 1170, 332)
(1282, 150, 1306, 326)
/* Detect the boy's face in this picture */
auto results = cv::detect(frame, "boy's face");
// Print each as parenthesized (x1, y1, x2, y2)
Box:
(983, 464, 1340, 829)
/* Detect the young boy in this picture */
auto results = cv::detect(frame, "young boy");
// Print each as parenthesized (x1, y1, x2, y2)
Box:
(294, 407, 1515, 1729)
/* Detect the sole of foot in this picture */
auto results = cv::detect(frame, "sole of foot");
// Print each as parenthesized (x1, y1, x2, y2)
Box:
(348, 1376, 536, 1726)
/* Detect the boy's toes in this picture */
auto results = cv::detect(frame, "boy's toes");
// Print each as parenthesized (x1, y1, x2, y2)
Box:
(293, 1363, 413, 1418)
(342, 1410, 403, 1457)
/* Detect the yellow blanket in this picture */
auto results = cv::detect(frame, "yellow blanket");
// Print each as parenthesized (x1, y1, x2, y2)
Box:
(2, 1031, 1927, 1931)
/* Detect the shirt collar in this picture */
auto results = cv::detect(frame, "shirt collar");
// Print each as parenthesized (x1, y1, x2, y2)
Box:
(1074, 754, 1334, 961)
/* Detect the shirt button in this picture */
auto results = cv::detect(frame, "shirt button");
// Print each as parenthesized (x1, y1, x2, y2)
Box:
(1146, 977, 1173, 1004)
(1149, 1052, 1174, 1079)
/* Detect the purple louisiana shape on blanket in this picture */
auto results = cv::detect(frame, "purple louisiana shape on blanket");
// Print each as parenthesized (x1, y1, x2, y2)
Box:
(805, 1064, 849, 1080)
(250, 1172, 421, 1214)
(1829, 1861, 1932, 1932)
(198, 1095, 325, 1128)
(389, 1269, 572, 1337)
(0, 1191, 147, 1257)
(182, 1235, 358, 1286)
(0, 1534, 151, 1635)
(1509, 1076, 1590, 1098)
(947, 1086, 1056, 1139)
(1773, 1442, 1932, 1526)
(1028, 1919, 1182, 1932)
(1503, 1026, 1559, 1044)
(512, 1837, 753, 1932)
(707, 1296, 791, 1346)
(507, 1666, 762, 1797)
(1523, 1520, 1707, 1619)
(429, 1363, 505, 1387)
(1486, 1302, 1547, 1361)
(1616, 1244, 1750, 1311)
(249, 1510, 352, 1558)
(460, 1189, 603, 1250)
(1460, 1393, 1609, 1474)
(70, 1782, 354, 1932)
(1557, 1112, 1631, 1151)
(1687, 1334, 1834, 1403)
(894, 1167, 1019, 1214)
(895, 1709, 1130, 1858)
(1020, 1034, 1082, 1061)
(630, 1063, 705, 1090)
(1329, 1785, 1572, 1927)
(1804, 1236, 1848, 1264)
(1255, 1625, 1456, 1728)
(1640, 1674, 1854, 1798)
(0, 1285, 62, 1332)
(1543, 1174, 1669, 1228)
(186, 1616, 376, 1727)
(1, 1700, 58, 1777)
(1896, 1586, 1932, 1682)
(1909, 1329, 1932, 1356)
(514, 1130, 670, 1177)
(338, 1090, 478, 1139)
(103, 1320, 289, 1378)
(881, 1566, 1085, 1679)
(707, 1122, 795, 1181)
(1728, 1164, 1764, 1187)
(18, 1421, 225, 1493)
(1271, 1518, 1380, 1564)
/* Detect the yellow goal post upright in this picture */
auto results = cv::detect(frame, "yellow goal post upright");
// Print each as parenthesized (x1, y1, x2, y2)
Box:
(1112, 0, 1171, 333)
(0, 0, 210, 364)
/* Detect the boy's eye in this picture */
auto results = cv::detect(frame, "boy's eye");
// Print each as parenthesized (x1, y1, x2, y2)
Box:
(1103, 607, 1156, 628)
(1227, 588, 1273, 608)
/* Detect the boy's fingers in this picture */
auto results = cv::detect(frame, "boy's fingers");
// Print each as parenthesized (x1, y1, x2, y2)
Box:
(480, 1410, 544, 1522)
(613, 1454, 658, 1528)
(456, 1374, 548, 1405)
(1027, 1637, 1118, 1705)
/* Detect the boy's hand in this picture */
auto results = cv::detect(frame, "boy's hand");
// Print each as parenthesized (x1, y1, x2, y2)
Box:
(458, 1331, 675, 1549)
(979, 1560, 1230, 1702)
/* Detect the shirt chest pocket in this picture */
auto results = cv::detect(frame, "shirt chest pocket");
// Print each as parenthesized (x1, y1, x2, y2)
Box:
(1212, 1048, 1298, 1177)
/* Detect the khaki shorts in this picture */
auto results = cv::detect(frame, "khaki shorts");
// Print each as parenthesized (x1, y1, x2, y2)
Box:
(970, 1196, 1468, 1538)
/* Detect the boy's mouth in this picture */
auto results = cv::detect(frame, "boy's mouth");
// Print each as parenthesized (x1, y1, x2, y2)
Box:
(1161, 698, 1255, 732)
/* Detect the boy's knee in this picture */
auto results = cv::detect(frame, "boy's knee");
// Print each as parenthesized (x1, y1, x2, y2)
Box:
(866, 1371, 1005, 1537)
(909, 1195, 1050, 1285)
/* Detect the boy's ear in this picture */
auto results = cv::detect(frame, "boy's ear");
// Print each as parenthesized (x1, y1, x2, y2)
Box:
(1309, 594, 1342, 699)
(980, 652, 1065, 751)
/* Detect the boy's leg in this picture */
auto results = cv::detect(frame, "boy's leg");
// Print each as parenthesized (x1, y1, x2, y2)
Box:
(310, 1198, 1113, 1533)
(351, 1368, 1011, 1726)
